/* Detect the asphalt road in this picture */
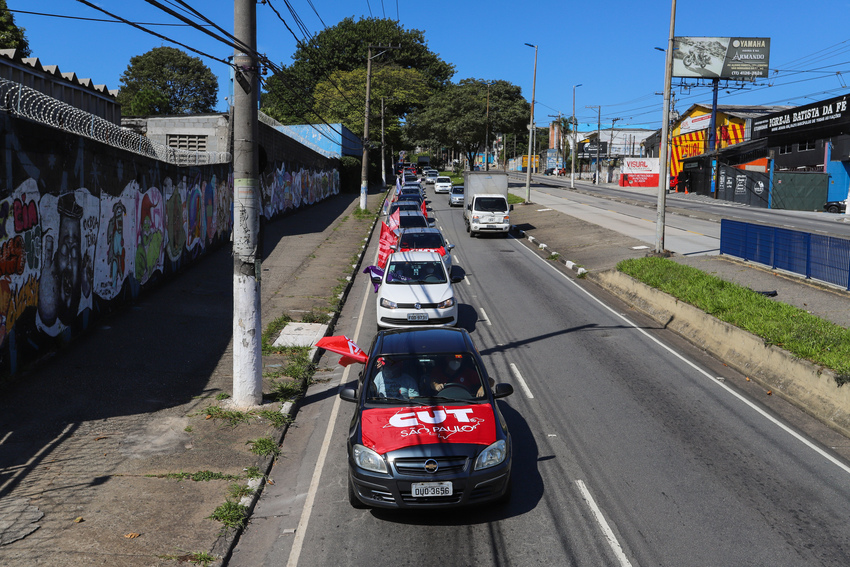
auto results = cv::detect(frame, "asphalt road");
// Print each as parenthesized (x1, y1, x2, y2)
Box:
(229, 188, 850, 566)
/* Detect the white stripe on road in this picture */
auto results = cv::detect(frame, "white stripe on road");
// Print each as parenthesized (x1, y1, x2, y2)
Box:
(576, 479, 634, 567)
(479, 307, 492, 326)
(509, 363, 534, 399)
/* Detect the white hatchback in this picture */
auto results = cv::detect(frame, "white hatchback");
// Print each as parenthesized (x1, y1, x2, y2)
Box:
(373, 251, 461, 330)
(434, 176, 452, 194)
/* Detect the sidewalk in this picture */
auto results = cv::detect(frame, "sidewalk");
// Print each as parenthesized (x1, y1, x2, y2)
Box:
(0, 188, 384, 567)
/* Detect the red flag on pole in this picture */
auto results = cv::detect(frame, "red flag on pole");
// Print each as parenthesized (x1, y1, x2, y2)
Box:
(387, 208, 400, 232)
(316, 335, 368, 366)
(421, 200, 428, 217)
(377, 222, 398, 269)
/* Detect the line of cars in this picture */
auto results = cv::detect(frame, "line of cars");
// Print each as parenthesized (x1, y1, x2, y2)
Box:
(332, 170, 514, 510)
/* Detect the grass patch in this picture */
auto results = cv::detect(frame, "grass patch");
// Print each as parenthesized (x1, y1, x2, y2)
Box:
(208, 501, 247, 531)
(258, 409, 292, 428)
(215, 392, 230, 401)
(247, 437, 281, 457)
(548, 252, 561, 262)
(270, 379, 303, 402)
(507, 193, 525, 205)
(204, 406, 251, 427)
(228, 483, 255, 500)
(158, 552, 216, 566)
(261, 315, 292, 355)
(618, 257, 850, 378)
(244, 466, 263, 479)
(147, 471, 242, 482)
(302, 309, 331, 324)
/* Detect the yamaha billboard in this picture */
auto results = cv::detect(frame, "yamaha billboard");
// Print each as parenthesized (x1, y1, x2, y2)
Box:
(672, 37, 770, 80)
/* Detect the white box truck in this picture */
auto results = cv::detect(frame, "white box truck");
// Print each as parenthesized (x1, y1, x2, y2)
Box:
(463, 171, 511, 237)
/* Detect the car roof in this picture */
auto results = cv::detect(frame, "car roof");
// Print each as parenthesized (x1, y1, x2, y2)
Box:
(374, 327, 474, 357)
(387, 250, 443, 263)
(398, 227, 441, 236)
(398, 209, 425, 216)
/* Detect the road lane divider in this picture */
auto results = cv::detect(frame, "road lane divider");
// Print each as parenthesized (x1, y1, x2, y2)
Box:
(576, 479, 634, 567)
(509, 363, 534, 399)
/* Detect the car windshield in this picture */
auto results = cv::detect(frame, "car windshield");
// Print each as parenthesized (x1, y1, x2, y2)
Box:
(399, 233, 444, 250)
(437, 177, 451, 183)
(476, 197, 507, 212)
(427, 171, 438, 177)
(452, 187, 464, 194)
(389, 203, 421, 215)
(398, 215, 428, 228)
(385, 260, 446, 284)
(366, 353, 485, 402)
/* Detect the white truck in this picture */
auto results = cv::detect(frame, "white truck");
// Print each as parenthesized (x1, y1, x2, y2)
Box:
(463, 171, 511, 237)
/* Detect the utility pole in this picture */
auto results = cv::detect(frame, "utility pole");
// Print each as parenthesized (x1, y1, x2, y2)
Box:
(571, 84, 582, 188)
(485, 81, 492, 171)
(361, 44, 399, 207)
(232, 0, 261, 408)
(609, 117, 621, 174)
(656, 0, 677, 253)
(524, 43, 538, 203)
(587, 105, 600, 184)
(381, 97, 386, 187)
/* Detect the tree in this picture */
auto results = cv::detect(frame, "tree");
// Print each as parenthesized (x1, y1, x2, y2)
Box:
(261, 17, 454, 126)
(116, 47, 217, 115)
(406, 79, 530, 169)
(0, 0, 31, 57)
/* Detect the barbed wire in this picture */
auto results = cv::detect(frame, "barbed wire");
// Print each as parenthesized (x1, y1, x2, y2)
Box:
(0, 78, 231, 166)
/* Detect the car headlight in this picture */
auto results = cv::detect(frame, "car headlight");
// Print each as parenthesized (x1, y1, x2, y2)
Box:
(352, 444, 388, 473)
(437, 297, 456, 309)
(472, 215, 480, 222)
(474, 439, 507, 470)
(379, 297, 397, 309)
(503, 215, 509, 223)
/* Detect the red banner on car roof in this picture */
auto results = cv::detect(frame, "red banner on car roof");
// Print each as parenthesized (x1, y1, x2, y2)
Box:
(361, 405, 497, 454)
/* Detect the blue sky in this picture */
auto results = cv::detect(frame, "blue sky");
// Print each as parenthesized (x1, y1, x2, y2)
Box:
(11, 1, 850, 134)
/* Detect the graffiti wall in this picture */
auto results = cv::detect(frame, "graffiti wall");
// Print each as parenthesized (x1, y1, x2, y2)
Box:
(0, 113, 338, 379)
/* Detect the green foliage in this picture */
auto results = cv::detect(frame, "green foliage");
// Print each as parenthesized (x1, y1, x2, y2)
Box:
(507, 193, 525, 205)
(339, 156, 362, 193)
(204, 406, 251, 427)
(208, 501, 247, 531)
(247, 437, 281, 457)
(0, 1, 30, 57)
(617, 257, 850, 377)
(261, 17, 453, 133)
(117, 47, 218, 115)
(406, 79, 530, 168)
(147, 471, 242, 482)
(261, 315, 292, 354)
(228, 483, 255, 500)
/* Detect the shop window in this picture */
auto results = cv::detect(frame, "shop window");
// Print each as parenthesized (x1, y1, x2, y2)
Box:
(799, 140, 816, 152)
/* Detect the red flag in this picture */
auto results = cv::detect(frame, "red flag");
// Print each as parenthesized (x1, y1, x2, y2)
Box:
(387, 208, 400, 232)
(316, 335, 368, 366)
(421, 200, 428, 217)
(377, 222, 398, 269)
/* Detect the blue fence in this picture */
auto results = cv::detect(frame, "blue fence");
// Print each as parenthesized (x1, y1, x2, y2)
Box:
(720, 219, 850, 290)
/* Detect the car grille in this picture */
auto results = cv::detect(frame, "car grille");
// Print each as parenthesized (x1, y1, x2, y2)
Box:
(396, 302, 438, 309)
(400, 491, 464, 504)
(393, 456, 468, 475)
(380, 316, 455, 326)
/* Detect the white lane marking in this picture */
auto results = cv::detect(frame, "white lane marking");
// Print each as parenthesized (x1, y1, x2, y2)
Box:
(576, 480, 634, 567)
(509, 363, 534, 399)
(479, 307, 492, 326)
(515, 235, 850, 477)
(287, 244, 375, 566)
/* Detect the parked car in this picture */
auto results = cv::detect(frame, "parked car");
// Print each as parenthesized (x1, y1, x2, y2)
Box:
(373, 250, 461, 329)
(824, 201, 847, 214)
(338, 327, 514, 509)
(394, 227, 454, 274)
(449, 185, 464, 207)
(434, 176, 453, 194)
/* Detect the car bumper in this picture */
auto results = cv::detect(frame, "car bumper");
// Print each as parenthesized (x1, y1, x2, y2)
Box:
(377, 308, 457, 328)
(470, 222, 510, 233)
(348, 457, 511, 509)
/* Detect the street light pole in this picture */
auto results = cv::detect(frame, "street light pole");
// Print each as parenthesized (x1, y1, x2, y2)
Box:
(571, 84, 582, 188)
(656, 0, 677, 254)
(524, 43, 537, 203)
(360, 45, 373, 211)
(485, 81, 492, 171)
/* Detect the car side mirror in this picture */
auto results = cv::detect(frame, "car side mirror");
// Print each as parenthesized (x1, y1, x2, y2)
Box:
(371, 275, 382, 285)
(390, 244, 397, 251)
(509, 204, 514, 211)
(446, 244, 455, 251)
(339, 387, 358, 402)
(493, 383, 513, 398)
(450, 274, 464, 283)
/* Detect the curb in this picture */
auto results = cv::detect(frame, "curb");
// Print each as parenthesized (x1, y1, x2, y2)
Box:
(509, 224, 587, 276)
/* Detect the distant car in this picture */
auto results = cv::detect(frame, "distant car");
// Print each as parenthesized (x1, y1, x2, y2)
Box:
(824, 201, 847, 214)
(543, 167, 555, 176)
(434, 176, 452, 194)
(395, 227, 454, 274)
(449, 185, 464, 207)
(403, 174, 419, 185)
(338, 327, 514, 509)
(399, 186, 425, 202)
(373, 250, 461, 330)
(424, 170, 439, 184)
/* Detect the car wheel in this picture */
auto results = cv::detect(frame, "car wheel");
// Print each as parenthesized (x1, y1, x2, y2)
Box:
(348, 476, 368, 509)
(827, 204, 840, 213)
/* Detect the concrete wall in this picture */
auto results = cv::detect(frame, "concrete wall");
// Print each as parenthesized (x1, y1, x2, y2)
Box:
(0, 112, 339, 381)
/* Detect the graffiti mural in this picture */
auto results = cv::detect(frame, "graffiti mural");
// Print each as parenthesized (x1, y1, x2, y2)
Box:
(0, 110, 338, 379)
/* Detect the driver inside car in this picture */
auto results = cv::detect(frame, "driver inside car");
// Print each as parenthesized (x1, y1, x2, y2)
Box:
(428, 355, 484, 397)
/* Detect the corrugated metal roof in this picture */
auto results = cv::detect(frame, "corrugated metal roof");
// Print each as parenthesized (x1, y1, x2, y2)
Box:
(0, 48, 118, 98)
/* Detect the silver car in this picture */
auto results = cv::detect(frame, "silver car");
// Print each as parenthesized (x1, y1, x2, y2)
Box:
(449, 185, 464, 207)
